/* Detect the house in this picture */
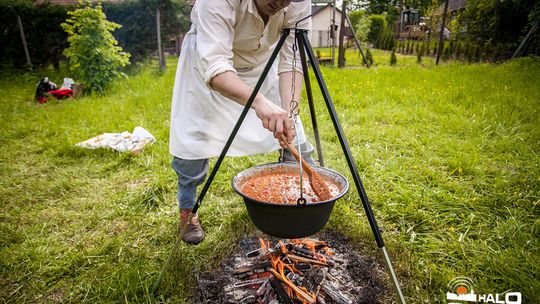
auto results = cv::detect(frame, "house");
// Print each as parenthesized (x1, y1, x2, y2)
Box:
(311, 4, 342, 48)
(437, 0, 467, 20)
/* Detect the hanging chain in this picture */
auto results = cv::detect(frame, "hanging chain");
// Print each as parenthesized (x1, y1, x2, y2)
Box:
(290, 33, 305, 205)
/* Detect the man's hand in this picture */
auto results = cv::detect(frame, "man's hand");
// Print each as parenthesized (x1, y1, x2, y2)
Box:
(252, 96, 296, 147)
(210, 71, 296, 146)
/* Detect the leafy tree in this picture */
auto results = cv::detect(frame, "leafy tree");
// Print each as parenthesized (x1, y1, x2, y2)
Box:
(62, 1, 130, 93)
(349, 10, 371, 44)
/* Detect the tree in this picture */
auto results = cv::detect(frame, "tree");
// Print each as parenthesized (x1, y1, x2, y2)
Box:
(62, 1, 130, 93)
(349, 10, 372, 44)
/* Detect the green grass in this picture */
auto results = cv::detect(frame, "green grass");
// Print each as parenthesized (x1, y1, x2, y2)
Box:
(1, 55, 539, 303)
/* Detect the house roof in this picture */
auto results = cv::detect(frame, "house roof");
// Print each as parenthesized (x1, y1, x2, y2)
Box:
(437, 0, 467, 14)
(312, 4, 342, 16)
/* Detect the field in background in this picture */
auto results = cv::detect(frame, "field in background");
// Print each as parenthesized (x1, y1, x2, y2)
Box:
(1, 54, 539, 303)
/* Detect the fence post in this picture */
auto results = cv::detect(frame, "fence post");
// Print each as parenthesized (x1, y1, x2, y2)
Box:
(16, 14, 32, 70)
(436, 0, 449, 65)
(338, 0, 347, 68)
(156, 6, 165, 70)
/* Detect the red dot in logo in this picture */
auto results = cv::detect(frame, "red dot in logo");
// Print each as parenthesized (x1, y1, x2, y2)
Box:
(456, 286, 468, 295)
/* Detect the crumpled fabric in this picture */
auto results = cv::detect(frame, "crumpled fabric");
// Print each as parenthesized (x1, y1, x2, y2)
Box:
(76, 126, 156, 153)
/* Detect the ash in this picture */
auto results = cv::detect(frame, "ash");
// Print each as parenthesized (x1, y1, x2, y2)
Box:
(196, 230, 392, 304)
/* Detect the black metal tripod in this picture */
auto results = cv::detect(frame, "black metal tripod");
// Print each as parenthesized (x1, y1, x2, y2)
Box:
(153, 28, 406, 304)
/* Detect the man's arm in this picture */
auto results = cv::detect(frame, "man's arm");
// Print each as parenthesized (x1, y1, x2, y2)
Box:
(210, 71, 295, 145)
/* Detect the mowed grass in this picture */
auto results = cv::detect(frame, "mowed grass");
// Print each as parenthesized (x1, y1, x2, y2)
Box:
(0, 54, 539, 303)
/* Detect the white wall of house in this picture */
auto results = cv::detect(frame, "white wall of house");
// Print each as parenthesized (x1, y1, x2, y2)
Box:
(310, 5, 341, 48)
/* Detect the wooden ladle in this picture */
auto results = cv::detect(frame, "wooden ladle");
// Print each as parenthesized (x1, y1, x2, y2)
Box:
(279, 134, 332, 201)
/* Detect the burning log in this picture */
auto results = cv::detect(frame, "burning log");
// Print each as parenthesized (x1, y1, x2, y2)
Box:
(269, 277, 294, 304)
(226, 237, 358, 304)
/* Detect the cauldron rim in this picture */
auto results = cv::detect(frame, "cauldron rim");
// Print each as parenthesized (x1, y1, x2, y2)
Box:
(231, 162, 349, 206)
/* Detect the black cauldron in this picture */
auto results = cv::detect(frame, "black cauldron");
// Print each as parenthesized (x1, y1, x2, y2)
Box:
(232, 162, 349, 238)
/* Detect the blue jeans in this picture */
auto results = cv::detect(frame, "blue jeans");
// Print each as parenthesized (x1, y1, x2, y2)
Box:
(172, 142, 316, 209)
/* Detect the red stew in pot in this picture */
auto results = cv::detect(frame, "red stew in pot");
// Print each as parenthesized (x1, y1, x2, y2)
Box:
(240, 172, 339, 204)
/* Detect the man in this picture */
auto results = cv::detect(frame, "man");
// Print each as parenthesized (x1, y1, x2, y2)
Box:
(170, 0, 313, 244)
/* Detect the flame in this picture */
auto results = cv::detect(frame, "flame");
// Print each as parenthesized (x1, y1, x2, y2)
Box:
(259, 239, 317, 304)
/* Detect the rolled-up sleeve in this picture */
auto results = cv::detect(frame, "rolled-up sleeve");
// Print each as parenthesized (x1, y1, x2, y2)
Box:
(278, 1, 311, 75)
(196, 0, 237, 88)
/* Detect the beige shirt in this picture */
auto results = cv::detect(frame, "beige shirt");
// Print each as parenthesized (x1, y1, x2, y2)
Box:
(193, 0, 311, 86)
(170, 0, 311, 160)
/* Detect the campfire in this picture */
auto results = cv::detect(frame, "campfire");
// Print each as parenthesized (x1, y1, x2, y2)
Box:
(224, 238, 359, 304)
(196, 232, 391, 304)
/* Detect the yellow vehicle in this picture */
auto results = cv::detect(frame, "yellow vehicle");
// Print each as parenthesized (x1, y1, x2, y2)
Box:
(399, 24, 428, 40)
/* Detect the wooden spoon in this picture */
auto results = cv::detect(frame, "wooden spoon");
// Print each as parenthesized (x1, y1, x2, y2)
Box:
(279, 134, 332, 201)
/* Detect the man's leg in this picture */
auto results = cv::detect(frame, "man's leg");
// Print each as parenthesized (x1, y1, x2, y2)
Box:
(171, 157, 209, 244)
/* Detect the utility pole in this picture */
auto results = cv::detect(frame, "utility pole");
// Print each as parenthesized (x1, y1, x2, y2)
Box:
(338, 0, 347, 68)
(436, 0, 449, 65)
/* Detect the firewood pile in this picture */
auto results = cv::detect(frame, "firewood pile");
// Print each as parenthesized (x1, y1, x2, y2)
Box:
(224, 238, 359, 304)
(196, 232, 391, 304)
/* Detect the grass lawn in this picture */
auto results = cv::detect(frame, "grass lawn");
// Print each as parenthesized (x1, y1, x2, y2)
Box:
(1, 53, 539, 303)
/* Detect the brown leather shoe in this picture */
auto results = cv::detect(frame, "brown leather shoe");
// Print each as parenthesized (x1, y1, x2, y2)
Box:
(179, 209, 205, 244)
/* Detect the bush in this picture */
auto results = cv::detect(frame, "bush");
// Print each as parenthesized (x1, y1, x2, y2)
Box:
(417, 44, 425, 63)
(368, 14, 387, 45)
(390, 49, 397, 65)
(455, 42, 462, 60)
(103, 0, 190, 62)
(0, 1, 71, 69)
(442, 45, 451, 60)
(62, 1, 130, 93)
(365, 48, 374, 66)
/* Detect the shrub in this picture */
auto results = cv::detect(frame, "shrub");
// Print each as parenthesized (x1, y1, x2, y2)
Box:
(0, 1, 71, 69)
(467, 45, 475, 63)
(368, 15, 387, 45)
(390, 49, 397, 65)
(417, 44, 425, 63)
(442, 44, 451, 60)
(103, 0, 190, 62)
(474, 45, 482, 62)
(62, 1, 130, 93)
(365, 48, 374, 66)
(455, 42, 462, 60)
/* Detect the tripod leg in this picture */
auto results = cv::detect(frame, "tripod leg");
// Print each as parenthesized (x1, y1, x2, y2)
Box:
(296, 34, 325, 167)
(296, 29, 406, 304)
(152, 29, 291, 295)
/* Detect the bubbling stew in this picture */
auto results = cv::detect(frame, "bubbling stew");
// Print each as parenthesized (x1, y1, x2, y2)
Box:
(240, 172, 340, 204)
